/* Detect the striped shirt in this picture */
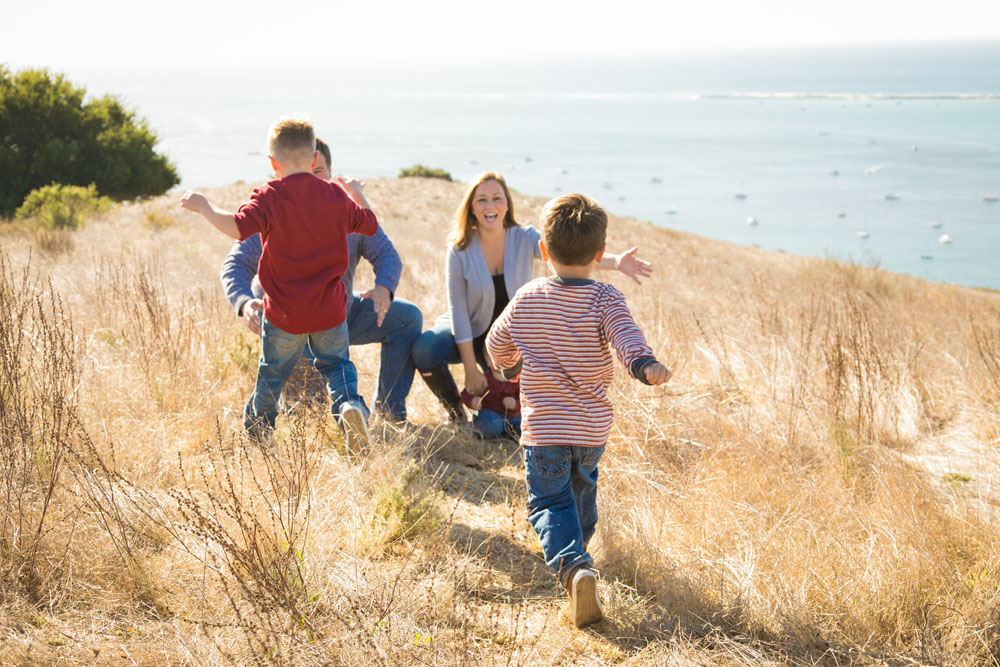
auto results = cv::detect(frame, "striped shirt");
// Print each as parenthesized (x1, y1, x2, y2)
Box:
(486, 276, 657, 448)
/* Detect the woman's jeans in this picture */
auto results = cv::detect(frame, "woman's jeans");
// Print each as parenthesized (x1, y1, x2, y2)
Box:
(411, 320, 487, 373)
(245, 316, 361, 431)
(524, 444, 605, 582)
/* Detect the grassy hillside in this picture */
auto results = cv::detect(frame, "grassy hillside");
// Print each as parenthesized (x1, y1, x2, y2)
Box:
(2, 177, 998, 665)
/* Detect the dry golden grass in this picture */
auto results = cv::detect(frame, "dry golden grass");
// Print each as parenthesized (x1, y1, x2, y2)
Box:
(1, 177, 999, 665)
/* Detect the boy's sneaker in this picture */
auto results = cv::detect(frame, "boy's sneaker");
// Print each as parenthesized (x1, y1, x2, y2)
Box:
(567, 566, 603, 628)
(338, 401, 370, 454)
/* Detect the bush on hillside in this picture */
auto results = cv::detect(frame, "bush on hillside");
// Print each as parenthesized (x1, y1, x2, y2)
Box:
(398, 164, 453, 181)
(0, 66, 180, 216)
(15, 182, 112, 230)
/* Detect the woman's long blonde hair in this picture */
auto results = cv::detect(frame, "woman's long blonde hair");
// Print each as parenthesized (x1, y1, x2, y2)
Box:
(448, 172, 519, 250)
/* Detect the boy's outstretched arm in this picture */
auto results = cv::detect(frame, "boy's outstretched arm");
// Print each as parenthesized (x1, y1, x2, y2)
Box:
(179, 190, 240, 239)
(596, 246, 653, 284)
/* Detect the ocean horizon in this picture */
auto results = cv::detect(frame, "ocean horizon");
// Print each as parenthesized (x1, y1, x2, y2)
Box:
(55, 41, 1000, 289)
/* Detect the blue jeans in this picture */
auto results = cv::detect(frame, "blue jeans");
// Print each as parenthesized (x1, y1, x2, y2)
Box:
(345, 295, 422, 421)
(245, 316, 360, 431)
(524, 445, 605, 581)
(474, 408, 521, 438)
(411, 319, 488, 373)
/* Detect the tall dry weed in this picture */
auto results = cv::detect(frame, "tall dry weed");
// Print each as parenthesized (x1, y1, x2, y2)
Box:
(0, 252, 83, 604)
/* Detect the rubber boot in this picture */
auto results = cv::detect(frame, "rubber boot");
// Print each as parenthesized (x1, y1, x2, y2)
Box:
(420, 365, 467, 423)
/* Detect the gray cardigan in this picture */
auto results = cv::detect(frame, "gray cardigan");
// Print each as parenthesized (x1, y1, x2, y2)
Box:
(441, 225, 543, 344)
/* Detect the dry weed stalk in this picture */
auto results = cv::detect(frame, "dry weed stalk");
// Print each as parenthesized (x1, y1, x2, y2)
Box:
(0, 252, 82, 603)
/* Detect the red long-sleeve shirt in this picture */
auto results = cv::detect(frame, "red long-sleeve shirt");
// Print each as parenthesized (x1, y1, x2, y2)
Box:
(234, 173, 377, 334)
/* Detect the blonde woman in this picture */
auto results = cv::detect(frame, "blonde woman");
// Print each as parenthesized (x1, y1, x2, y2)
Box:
(411, 172, 652, 431)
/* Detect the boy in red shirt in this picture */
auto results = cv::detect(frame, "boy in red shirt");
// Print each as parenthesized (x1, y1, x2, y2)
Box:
(180, 117, 377, 450)
(486, 193, 671, 627)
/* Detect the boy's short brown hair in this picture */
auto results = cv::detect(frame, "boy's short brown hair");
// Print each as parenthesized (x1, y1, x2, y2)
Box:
(268, 117, 315, 165)
(541, 193, 607, 266)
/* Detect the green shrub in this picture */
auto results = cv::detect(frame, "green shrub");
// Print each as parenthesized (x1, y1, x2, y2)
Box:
(369, 462, 441, 543)
(142, 210, 175, 232)
(15, 183, 112, 230)
(0, 67, 180, 216)
(398, 164, 453, 181)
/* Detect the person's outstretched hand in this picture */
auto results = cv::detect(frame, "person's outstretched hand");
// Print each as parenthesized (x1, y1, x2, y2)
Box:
(616, 247, 654, 284)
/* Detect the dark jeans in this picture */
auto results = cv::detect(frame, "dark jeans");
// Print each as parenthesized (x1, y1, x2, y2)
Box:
(344, 295, 422, 421)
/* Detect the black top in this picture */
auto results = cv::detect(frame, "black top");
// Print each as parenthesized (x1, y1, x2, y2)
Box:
(472, 273, 509, 370)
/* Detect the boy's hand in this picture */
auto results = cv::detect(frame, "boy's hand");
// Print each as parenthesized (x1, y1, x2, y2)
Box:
(616, 247, 653, 284)
(179, 190, 210, 214)
(361, 285, 391, 326)
(644, 362, 672, 385)
(502, 396, 517, 411)
(337, 176, 365, 203)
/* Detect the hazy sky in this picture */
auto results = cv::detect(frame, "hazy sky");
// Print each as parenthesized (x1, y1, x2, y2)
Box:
(4, 0, 1000, 73)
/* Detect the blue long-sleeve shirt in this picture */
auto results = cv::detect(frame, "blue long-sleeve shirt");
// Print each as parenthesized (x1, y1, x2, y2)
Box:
(220, 227, 403, 319)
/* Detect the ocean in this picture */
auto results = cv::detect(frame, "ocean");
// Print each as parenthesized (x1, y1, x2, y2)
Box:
(68, 42, 1000, 289)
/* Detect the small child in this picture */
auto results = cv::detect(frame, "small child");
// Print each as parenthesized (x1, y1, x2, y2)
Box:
(486, 193, 671, 627)
(180, 117, 378, 450)
(460, 367, 521, 438)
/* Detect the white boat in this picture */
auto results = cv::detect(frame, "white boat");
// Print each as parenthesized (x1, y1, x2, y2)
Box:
(939, 234, 952, 244)
(734, 192, 747, 200)
(928, 221, 942, 228)
(836, 211, 847, 218)
(985, 194, 999, 202)
(665, 203, 678, 215)
(747, 216, 759, 225)
(830, 169, 840, 176)
(857, 230, 870, 238)
(651, 177, 663, 184)
(885, 192, 900, 201)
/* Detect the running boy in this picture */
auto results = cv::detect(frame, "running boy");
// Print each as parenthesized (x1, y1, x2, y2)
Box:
(180, 117, 377, 450)
(485, 193, 671, 627)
